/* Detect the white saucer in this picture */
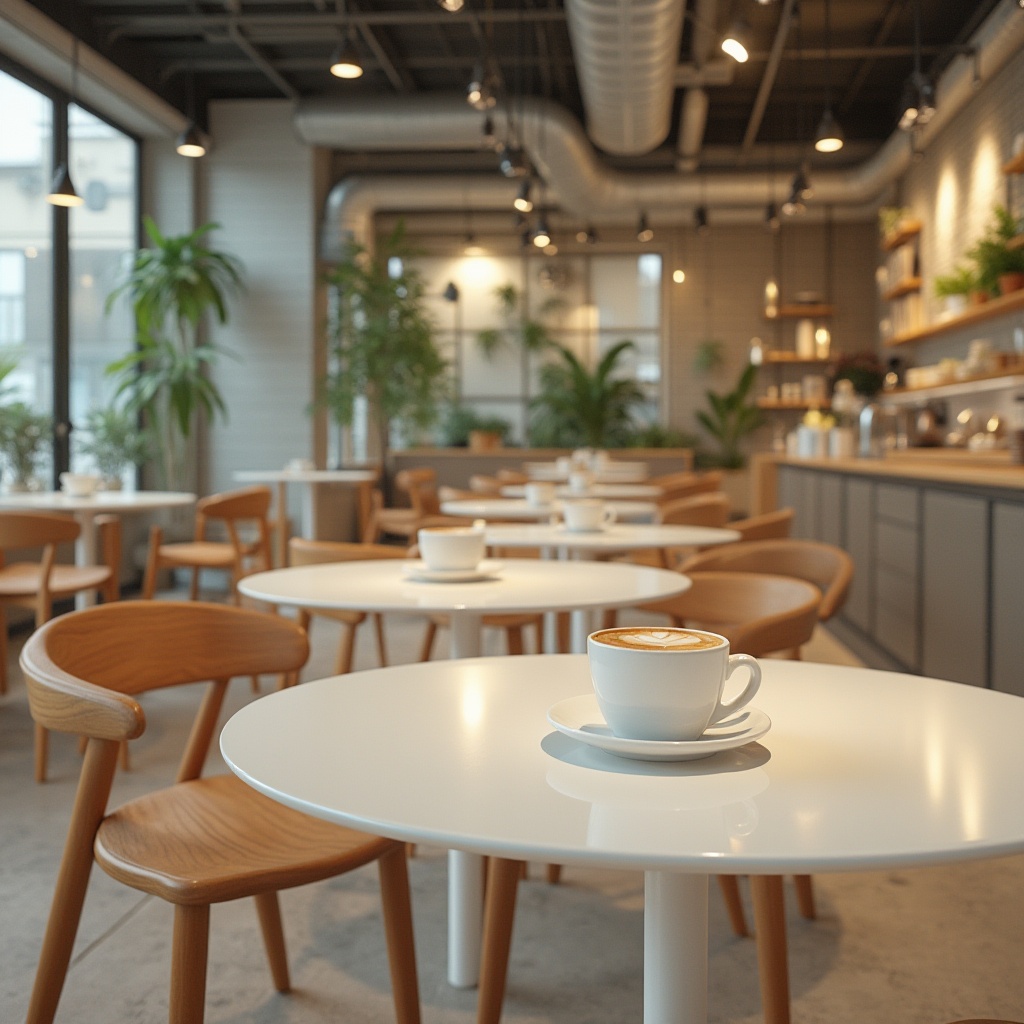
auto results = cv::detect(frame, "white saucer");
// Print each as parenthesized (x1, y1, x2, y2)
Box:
(546, 694, 771, 762)
(401, 559, 503, 583)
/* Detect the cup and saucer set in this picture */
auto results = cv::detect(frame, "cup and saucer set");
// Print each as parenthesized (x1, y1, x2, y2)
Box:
(547, 627, 771, 762)
(402, 523, 503, 583)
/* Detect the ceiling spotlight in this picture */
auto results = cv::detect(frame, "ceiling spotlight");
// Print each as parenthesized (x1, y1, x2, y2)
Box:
(463, 233, 485, 257)
(514, 180, 534, 213)
(765, 202, 780, 231)
(175, 122, 206, 158)
(443, 281, 460, 302)
(694, 205, 709, 234)
(814, 108, 845, 153)
(482, 115, 496, 149)
(437, 0, 464, 10)
(672, 269, 686, 283)
(46, 163, 83, 207)
(467, 63, 498, 110)
(898, 73, 936, 132)
(531, 214, 551, 249)
(721, 19, 750, 63)
(329, 39, 364, 79)
(498, 144, 530, 178)
(781, 188, 806, 216)
(576, 226, 597, 244)
(791, 166, 813, 200)
(636, 214, 654, 243)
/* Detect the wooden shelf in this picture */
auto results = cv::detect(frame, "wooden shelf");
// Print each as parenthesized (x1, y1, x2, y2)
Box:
(1003, 151, 1024, 175)
(883, 277, 923, 301)
(762, 352, 833, 364)
(885, 287, 1024, 346)
(880, 368, 1024, 406)
(881, 220, 923, 251)
(757, 399, 832, 411)
(766, 304, 835, 319)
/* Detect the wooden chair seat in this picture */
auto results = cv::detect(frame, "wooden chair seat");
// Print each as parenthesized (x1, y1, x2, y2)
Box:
(96, 773, 396, 903)
(145, 539, 260, 571)
(0, 562, 113, 598)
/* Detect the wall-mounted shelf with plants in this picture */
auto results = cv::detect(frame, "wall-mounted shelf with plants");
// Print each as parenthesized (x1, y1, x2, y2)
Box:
(885, 286, 1024, 346)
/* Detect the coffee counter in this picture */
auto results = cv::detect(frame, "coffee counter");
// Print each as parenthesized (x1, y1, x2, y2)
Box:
(751, 452, 1024, 697)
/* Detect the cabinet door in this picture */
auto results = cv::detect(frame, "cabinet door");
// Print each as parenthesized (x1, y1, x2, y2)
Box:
(842, 477, 873, 633)
(818, 473, 843, 547)
(921, 492, 988, 686)
(992, 502, 1024, 697)
(777, 467, 806, 537)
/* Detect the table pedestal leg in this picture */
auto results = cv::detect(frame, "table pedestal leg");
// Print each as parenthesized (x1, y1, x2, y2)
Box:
(570, 610, 592, 653)
(74, 514, 97, 609)
(299, 482, 318, 540)
(449, 613, 482, 659)
(644, 871, 708, 1024)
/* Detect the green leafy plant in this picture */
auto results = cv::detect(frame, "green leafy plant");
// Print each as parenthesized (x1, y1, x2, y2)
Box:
(75, 407, 155, 483)
(693, 339, 726, 374)
(695, 363, 763, 469)
(623, 422, 699, 449)
(529, 340, 645, 448)
(319, 223, 450, 467)
(105, 216, 244, 487)
(967, 204, 1024, 296)
(476, 283, 560, 359)
(439, 404, 512, 447)
(831, 350, 885, 397)
(933, 264, 980, 299)
(0, 403, 52, 487)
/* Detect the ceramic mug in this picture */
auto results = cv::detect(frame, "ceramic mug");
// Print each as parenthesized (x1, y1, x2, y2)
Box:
(562, 500, 616, 532)
(567, 469, 593, 494)
(417, 524, 485, 571)
(587, 627, 761, 741)
(525, 481, 556, 507)
(59, 473, 101, 497)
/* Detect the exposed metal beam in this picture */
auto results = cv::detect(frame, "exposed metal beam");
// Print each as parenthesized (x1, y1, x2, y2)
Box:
(348, 0, 410, 92)
(838, 0, 907, 116)
(226, 21, 299, 99)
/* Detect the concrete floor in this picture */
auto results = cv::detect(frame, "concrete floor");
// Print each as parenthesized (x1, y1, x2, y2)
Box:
(1, 596, 1023, 1024)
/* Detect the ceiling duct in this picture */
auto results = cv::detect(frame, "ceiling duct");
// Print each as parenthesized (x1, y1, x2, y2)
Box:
(563, 0, 685, 155)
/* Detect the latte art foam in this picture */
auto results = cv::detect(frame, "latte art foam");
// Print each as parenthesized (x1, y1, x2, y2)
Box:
(593, 628, 723, 651)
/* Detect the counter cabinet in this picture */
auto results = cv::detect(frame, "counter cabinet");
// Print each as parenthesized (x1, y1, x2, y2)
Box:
(776, 461, 1024, 695)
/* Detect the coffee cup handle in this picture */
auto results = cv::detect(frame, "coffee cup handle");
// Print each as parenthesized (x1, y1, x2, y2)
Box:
(708, 653, 761, 726)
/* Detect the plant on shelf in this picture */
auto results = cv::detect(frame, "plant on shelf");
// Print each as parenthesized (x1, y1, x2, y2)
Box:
(831, 350, 885, 398)
(318, 223, 450, 470)
(695, 363, 763, 470)
(623, 422, 699, 450)
(0, 403, 52, 490)
(476, 283, 560, 359)
(528, 339, 644, 449)
(933, 264, 980, 299)
(105, 217, 245, 489)
(439, 404, 512, 448)
(967, 204, 1024, 298)
(75, 406, 155, 488)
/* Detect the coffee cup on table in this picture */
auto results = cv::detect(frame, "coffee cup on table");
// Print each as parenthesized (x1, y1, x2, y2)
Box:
(562, 499, 616, 532)
(417, 524, 485, 571)
(567, 469, 592, 494)
(587, 627, 761, 741)
(525, 481, 556, 507)
(59, 473, 100, 497)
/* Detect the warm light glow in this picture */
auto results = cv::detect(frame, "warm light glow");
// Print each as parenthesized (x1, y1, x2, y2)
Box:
(673, 269, 686, 284)
(815, 135, 844, 154)
(721, 37, 749, 63)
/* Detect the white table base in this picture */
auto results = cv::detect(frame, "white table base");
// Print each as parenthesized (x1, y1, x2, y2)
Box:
(645, 872, 708, 1024)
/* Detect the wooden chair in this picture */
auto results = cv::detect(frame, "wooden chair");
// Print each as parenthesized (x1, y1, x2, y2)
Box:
(20, 600, 420, 1024)
(469, 474, 503, 494)
(656, 492, 731, 528)
(485, 571, 822, 1024)
(142, 485, 273, 603)
(363, 468, 441, 543)
(495, 468, 529, 484)
(722, 507, 795, 543)
(650, 469, 723, 504)
(0, 510, 121, 782)
(287, 537, 409, 674)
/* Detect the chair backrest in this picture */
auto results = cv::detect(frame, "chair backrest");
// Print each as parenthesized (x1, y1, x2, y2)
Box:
(680, 538, 853, 620)
(656, 492, 731, 528)
(289, 537, 409, 566)
(652, 470, 723, 502)
(496, 469, 529, 484)
(661, 570, 822, 658)
(438, 485, 478, 502)
(0, 510, 81, 581)
(195, 485, 273, 568)
(395, 468, 440, 515)
(727, 507, 795, 543)
(21, 601, 309, 782)
(469, 474, 502, 494)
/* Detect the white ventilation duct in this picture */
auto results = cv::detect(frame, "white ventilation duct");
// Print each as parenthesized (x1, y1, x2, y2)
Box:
(303, 0, 1024, 254)
(564, 0, 685, 155)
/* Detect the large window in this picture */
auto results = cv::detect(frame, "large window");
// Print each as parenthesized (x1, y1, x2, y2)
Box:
(0, 62, 138, 488)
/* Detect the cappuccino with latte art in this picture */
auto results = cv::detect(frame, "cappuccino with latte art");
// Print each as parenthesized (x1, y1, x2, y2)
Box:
(593, 628, 723, 652)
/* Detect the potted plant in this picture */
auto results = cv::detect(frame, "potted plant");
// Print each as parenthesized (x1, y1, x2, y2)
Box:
(933, 264, 980, 318)
(695, 363, 763, 469)
(318, 224, 450, 478)
(476, 283, 559, 359)
(105, 217, 245, 489)
(967, 205, 1024, 298)
(439, 404, 512, 449)
(831, 351, 885, 398)
(75, 407, 155, 489)
(0, 402, 52, 491)
(528, 340, 645, 448)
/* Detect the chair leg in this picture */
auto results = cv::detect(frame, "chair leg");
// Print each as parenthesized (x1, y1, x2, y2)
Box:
(336, 623, 356, 675)
(600, 609, 618, 630)
(188, 567, 200, 602)
(717, 875, 749, 937)
(793, 874, 816, 919)
(253, 891, 291, 993)
(545, 864, 562, 884)
(750, 875, 791, 1024)
(419, 621, 438, 662)
(377, 844, 422, 1024)
(505, 625, 524, 655)
(170, 903, 210, 1024)
(556, 612, 570, 653)
(0, 607, 8, 695)
(34, 722, 49, 784)
(477, 857, 522, 1024)
(141, 525, 162, 599)
(374, 613, 389, 666)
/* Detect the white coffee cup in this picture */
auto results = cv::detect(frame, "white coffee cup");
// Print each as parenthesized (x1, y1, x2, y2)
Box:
(525, 481, 556, 506)
(562, 499, 616, 532)
(587, 627, 761, 741)
(59, 472, 101, 497)
(417, 524, 485, 571)
(287, 457, 315, 472)
(567, 469, 593, 494)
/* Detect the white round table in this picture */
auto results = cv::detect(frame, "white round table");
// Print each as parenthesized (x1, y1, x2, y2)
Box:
(441, 497, 659, 522)
(221, 655, 1024, 1024)
(0, 490, 196, 606)
(501, 482, 662, 499)
(524, 460, 649, 483)
(483, 521, 740, 557)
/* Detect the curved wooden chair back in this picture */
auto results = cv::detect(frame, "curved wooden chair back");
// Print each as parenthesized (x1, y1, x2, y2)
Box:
(287, 538, 409, 673)
(656, 492, 731, 528)
(469, 474, 503, 494)
(653, 470, 723, 503)
(395, 468, 440, 516)
(0, 510, 121, 781)
(495, 469, 529, 484)
(681, 538, 853, 620)
(638, 570, 821, 659)
(19, 600, 420, 1024)
(439, 484, 478, 502)
(726, 507, 795, 543)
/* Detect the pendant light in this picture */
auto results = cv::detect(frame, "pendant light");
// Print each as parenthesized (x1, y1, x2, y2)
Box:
(330, 0, 363, 79)
(693, 205, 709, 235)
(47, 38, 84, 207)
(176, 56, 206, 158)
(636, 213, 654, 243)
(720, 18, 751, 63)
(576, 226, 597, 245)
(813, 0, 844, 152)
(437, 0, 464, 10)
(514, 179, 534, 213)
(530, 213, 551, 249)
(898, 0, 936, 132)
